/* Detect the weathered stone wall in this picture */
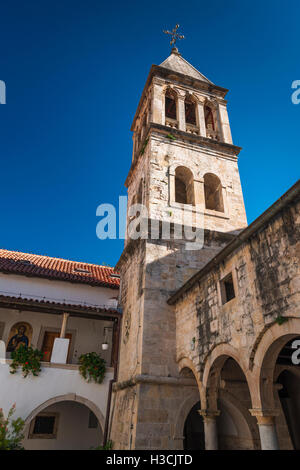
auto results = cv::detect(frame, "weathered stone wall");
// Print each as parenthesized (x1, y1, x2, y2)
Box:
(175, 198, 300, 374)
(172, 194, 300, 449)
(148, 132, 247, 235)
(110, 228, 231, 448)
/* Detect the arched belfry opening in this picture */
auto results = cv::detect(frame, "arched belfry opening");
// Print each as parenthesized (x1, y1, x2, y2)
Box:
(185, 95, 197, 126)
(204, 104, 218, 139)
(204, 173, 224, 212)
(165, 89, 177, 121)
(175, 166, 195, 205)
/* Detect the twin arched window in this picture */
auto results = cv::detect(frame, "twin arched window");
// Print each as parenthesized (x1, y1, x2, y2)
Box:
(204, 173, 224, 212)
(174, 168, 224, 212)
(165, 90, 197, 126)
(164, 90, 219, 139)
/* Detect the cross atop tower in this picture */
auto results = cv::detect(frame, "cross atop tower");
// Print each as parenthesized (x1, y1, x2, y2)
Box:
(163, 24, 185, 48)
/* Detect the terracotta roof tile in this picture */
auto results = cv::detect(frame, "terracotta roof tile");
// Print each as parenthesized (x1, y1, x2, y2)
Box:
(0, 249, 120, 289)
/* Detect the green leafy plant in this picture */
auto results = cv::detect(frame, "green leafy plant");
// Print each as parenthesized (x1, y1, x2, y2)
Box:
(0, 404, 25, 450)
(140, 137, 149, 155)
(91, 440, 113, 450)
(10, 345, 43, 378)
(166, 133, 176, 141)
(275, 315, 288, 326)
(79, 352, 106, 384)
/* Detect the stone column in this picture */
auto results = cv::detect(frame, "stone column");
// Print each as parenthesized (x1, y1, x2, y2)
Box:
(51, 313, 70, 364)
(194, 178, 204, 207)
(196, 98, 206, 137)
(151, 78, 164, 125)
(176, 92, 186, 132)
(60, 312, 69, 338)
(198, 410, 220, 450)
(250, 410, 279, 450)
(169, 169, 175, 205)
(218, 101, 233, 144)
(0, 340, 5, 363)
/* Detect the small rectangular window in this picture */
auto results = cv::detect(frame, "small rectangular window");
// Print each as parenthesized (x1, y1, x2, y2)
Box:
(29, 413, 59, 439)
(220, 273, 235, 304)
(33, 416, 55, 435)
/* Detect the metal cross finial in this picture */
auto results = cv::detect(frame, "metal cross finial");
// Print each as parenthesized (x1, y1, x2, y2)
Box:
(163, 24, 185, 47)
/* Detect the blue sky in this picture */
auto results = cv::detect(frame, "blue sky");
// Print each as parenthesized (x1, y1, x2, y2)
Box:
(0, 0, 299, 267)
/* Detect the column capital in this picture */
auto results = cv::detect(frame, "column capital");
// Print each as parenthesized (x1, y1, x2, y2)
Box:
(152, 76, 165, 86)
(193, 94, 206, 105)
(214, 97, 227, 105)
(173, 87, 186, 99)
(249, 408, 280, 425)
(198, 409, 220, 421)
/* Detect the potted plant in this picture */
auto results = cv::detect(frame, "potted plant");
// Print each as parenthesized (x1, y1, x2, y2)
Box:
(10, 345, 44, 378)
(78, 352, 106, 384)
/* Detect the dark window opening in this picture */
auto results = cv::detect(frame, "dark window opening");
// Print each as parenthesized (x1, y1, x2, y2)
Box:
(221, 273, 235, 304)
(204, 173, 224, 212)
(175, 177, 187, 204)
(183, 401, 205, 450)
(204, 105, 215, 130)
(174, 166, 195, 205)
(33, 415, 55, 435)
(185, 99, 196, 125)
(165, 93, 177, 120)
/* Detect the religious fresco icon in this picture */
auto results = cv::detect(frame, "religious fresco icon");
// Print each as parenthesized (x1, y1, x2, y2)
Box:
(6, 322, 33, 352)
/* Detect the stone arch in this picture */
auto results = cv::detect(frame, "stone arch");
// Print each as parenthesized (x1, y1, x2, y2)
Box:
(174, 358, 203, 449)
(173, 389, 201, 447)
(169, 162, 196, 180)
(175, 166, 195, 205)
(250, 318, 300, 410)
(203, 173, 224, 212)
(202, 345, 259, 449)
(202, 343, 249, 387)
(24, 393, 105, 433)
(202, 343, 253, 409)
(177, 356, 203, 395)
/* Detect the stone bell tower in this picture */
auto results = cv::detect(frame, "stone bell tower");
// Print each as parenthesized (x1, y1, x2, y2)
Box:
(109, 47, 247, 449)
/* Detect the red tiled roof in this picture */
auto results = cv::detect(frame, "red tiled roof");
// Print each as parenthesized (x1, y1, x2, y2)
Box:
(0, 249, 120, 289)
